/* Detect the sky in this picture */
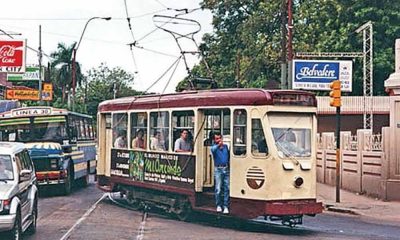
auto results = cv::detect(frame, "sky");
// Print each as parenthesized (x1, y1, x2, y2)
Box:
(0, 0, 213, 93)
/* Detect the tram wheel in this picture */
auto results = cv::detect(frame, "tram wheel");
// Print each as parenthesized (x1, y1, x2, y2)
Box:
(126, 191, 142, 210)
(174, 200, 192, 221)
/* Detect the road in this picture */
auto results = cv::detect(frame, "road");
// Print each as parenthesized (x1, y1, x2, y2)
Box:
(8, 177, 399, 240)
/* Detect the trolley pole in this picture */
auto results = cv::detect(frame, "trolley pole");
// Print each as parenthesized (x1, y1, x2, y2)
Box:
(329, 80, 342, 203)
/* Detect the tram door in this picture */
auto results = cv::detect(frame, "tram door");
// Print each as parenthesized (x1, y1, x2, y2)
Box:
(98, 113, 113, 176)
(198, 109, 231, 188)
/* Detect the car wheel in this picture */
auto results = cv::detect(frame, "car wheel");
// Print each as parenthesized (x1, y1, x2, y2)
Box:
(63, 167, 72, 195)
(9, 211, 21, 240)
(80, 174, 89, 188)
(27, 200, 38, 234)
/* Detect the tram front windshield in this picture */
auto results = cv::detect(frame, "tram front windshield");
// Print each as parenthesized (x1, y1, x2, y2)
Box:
(272, 128, 311, 157)
(268, 113, 313, 158)
(0, 119, 67, 143)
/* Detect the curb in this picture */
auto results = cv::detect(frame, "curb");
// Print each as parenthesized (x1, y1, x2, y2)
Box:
(324, 204, 359, 215)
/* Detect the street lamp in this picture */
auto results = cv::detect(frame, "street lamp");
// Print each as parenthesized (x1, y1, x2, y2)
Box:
(71, 16, 111, 111)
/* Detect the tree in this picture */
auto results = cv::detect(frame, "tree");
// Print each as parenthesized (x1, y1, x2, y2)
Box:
(189, 0, 400, 96)
(78, 63, 139, 117)
(50, 43, 83, 104)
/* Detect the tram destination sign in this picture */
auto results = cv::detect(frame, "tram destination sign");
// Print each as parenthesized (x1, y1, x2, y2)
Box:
(0, 39, 26, 73)
(111, 149, 195, 189)
(292, 59, 352, 92)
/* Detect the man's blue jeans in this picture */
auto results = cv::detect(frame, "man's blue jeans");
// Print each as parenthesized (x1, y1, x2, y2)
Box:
(214, 166, 230, 208)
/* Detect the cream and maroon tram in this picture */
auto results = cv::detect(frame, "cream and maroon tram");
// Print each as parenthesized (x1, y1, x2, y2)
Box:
(97, 88, 322, 225)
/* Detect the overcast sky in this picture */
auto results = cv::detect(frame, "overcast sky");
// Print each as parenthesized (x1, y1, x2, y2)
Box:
(0, 0, 213, 93)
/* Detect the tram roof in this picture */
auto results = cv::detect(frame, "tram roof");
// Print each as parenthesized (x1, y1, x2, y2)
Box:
(98, 88, 317, 112)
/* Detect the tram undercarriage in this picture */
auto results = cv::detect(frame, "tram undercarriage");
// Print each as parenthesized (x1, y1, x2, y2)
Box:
(103, 180, 320, 227)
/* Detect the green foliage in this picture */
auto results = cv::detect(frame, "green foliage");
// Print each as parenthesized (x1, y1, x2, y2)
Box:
(49, 42, 84, 104)
(188, 0, 400, 96)
(77, 63, 139, 117)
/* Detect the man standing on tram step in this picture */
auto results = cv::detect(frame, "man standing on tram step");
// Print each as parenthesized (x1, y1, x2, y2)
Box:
(211, 132, 230, 214)
(174, 129, 192, 152)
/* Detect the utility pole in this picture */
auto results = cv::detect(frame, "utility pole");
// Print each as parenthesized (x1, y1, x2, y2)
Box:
(38, 25, 43, 104)
(287, 0, 293, 89)
(280, 0, 287, 89)
(329, 80, 342, 203)
(356, 21, 374, 130)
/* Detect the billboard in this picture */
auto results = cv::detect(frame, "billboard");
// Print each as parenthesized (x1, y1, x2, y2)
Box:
(0, 39, 26, 73)
(6, 89, 53, 101)
(7, 66, 42, 81)
(292, 60, 352, 92)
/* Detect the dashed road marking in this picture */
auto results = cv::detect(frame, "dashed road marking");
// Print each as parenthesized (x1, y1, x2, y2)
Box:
(59, 193, 107, 240)
(136, 211, 147, 240)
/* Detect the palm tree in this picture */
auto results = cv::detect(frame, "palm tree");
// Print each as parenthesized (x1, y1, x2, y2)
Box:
(50, 42, 83, 104)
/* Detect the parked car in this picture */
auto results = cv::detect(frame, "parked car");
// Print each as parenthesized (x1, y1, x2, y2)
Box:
(0, 142, 38, 239)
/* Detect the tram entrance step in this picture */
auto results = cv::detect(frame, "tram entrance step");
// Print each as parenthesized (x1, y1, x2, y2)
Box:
(196, 191, 215, 207)
(193, 205, 219, 214)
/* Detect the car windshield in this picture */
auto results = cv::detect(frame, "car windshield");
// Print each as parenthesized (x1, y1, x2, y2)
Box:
(0, 155, 14, 180)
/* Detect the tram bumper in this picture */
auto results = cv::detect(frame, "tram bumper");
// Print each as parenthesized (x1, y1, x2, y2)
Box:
(264, 199, 323, 216)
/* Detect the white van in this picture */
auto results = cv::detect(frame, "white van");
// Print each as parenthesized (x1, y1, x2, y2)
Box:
(0, 142, 38, 239)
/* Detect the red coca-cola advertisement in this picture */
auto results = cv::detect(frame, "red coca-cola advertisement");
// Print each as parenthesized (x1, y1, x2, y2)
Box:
(0, 39, 26, 73)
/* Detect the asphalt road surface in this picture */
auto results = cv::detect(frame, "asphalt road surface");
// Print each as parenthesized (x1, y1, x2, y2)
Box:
(7, 177, 399, 240)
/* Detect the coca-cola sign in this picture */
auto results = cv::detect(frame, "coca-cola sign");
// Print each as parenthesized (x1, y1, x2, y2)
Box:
(0, 39, 26, 73)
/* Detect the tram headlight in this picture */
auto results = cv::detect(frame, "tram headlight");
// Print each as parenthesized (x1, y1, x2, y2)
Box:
(294, 176, 304, 188)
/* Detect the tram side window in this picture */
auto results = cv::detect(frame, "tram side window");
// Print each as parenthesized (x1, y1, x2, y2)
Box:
(233, 109, 247, 155)
(150, 112, 169, 151)
(130, 112, 147, 150)
(203, 109, 230, 146)
(172, 111, 194, 152)
(112, 113, 128, 148)
(251, 119, 268, 156)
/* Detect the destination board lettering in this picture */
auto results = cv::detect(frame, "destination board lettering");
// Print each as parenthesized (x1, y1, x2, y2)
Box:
(12, 107, 52, 117)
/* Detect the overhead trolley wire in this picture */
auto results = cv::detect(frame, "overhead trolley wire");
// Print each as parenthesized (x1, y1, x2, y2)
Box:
(123, 0, 140, 80)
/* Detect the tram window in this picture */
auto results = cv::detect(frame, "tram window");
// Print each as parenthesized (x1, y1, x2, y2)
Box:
(251, 119, 268, 156)
(172, 111, 194, 152)
(233, 109, 246, 156)
(203, 109, 230, 146)
(272, 128, 311, 158)
(130, 112, 147, 150)
(150, 111, 169, 151)
(105, 114, 112, 129)
(112, 113, 128, 149)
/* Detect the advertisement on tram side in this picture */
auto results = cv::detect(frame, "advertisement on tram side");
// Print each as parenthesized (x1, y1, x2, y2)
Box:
(111, 149, 195, 189)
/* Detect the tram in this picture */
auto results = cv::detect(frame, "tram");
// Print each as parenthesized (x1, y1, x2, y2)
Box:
(97, 88, 323, 226)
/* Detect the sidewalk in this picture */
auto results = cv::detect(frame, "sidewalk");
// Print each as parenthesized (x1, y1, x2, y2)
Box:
(317, 183, 400, 224)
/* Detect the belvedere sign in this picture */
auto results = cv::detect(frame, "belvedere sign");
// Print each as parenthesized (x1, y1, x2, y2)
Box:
(292, 59, 352, 92)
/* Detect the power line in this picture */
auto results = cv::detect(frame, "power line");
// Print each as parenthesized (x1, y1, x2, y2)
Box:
(123, 0, 140, 80)
(128, 44, 178, 58)
(0, 10, 168, 21)
(153, 0, 169, 10)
